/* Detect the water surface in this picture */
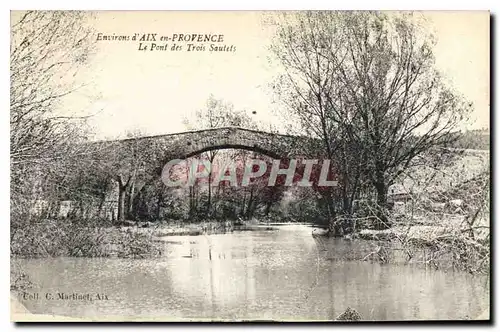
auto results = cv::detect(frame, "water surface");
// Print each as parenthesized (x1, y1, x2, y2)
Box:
(12, 225, 489, 321)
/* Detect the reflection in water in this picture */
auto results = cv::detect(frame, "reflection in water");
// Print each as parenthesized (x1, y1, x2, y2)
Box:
(12, 225, 489, 321)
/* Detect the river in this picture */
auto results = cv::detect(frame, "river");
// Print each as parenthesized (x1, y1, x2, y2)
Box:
(11, 225, 489, 321)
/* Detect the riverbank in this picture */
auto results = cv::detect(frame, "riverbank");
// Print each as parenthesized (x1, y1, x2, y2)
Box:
(10, 218, 279, 259)
(11, 219, 163, 259)
(10, 214, 489, 277)
(354, 219, 490, 274)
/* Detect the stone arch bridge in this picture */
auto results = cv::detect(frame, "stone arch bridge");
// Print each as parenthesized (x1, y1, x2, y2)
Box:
(102, 127, 320, 166)
(47, 128, 326, 221)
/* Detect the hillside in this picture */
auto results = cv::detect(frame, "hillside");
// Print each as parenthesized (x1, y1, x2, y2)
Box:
(452, 129, 490, 150)
(390, 149, 490, 196)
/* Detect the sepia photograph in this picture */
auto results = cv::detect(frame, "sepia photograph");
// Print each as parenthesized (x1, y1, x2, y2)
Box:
(9, 9, 490, 322)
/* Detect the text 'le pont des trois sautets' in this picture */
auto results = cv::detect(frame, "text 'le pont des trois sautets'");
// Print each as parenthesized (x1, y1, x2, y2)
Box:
(96, 33, 237, 53)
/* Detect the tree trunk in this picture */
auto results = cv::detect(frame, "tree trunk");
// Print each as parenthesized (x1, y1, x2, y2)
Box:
(265, 199, 272, 216)
(78, 199, 85, 219)
(127, 181, 135, 220)
(342, 184, 350, 214)
(213, 185, 221, 218)
(194, 185, 198, 213)
(117, 186, 126, 222)
(324, 190, 340, 236)
(246, 187, 254, 219)
(207, 172, 212, 217)
(189, 186, 194, 218)
(156, 190, 163, 220)
(206, 152, 217, 218)
(189, 185, 199, 219)
(97, 195, 106, 219)
(117, 175, 130, 223)
(241, 193, 246, 218)
(374, 180, 390, 229)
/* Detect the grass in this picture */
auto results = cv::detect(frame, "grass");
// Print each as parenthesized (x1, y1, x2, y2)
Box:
(11, 218, 163, 259)
(354, 196, 489, 275)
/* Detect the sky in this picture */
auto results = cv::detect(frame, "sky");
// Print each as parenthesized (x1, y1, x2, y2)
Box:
(54, 11, 489, 140)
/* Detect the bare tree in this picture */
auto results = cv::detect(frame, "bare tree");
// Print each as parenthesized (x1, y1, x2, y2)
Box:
(98, 130, 158, 223)
(183, 95, 257, 217)
(10, 11, 97, 225)
(10, 11, 96, 166)
(270, 11, 472, 229)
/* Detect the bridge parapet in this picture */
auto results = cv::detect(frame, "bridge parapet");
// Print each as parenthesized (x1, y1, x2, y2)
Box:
(99, 127, 318, 164)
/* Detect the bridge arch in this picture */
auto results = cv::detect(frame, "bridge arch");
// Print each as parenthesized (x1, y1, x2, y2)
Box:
(107, 127, 318, 175)
(128, 127, 311, 164)
(182, 143, 283, 160)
